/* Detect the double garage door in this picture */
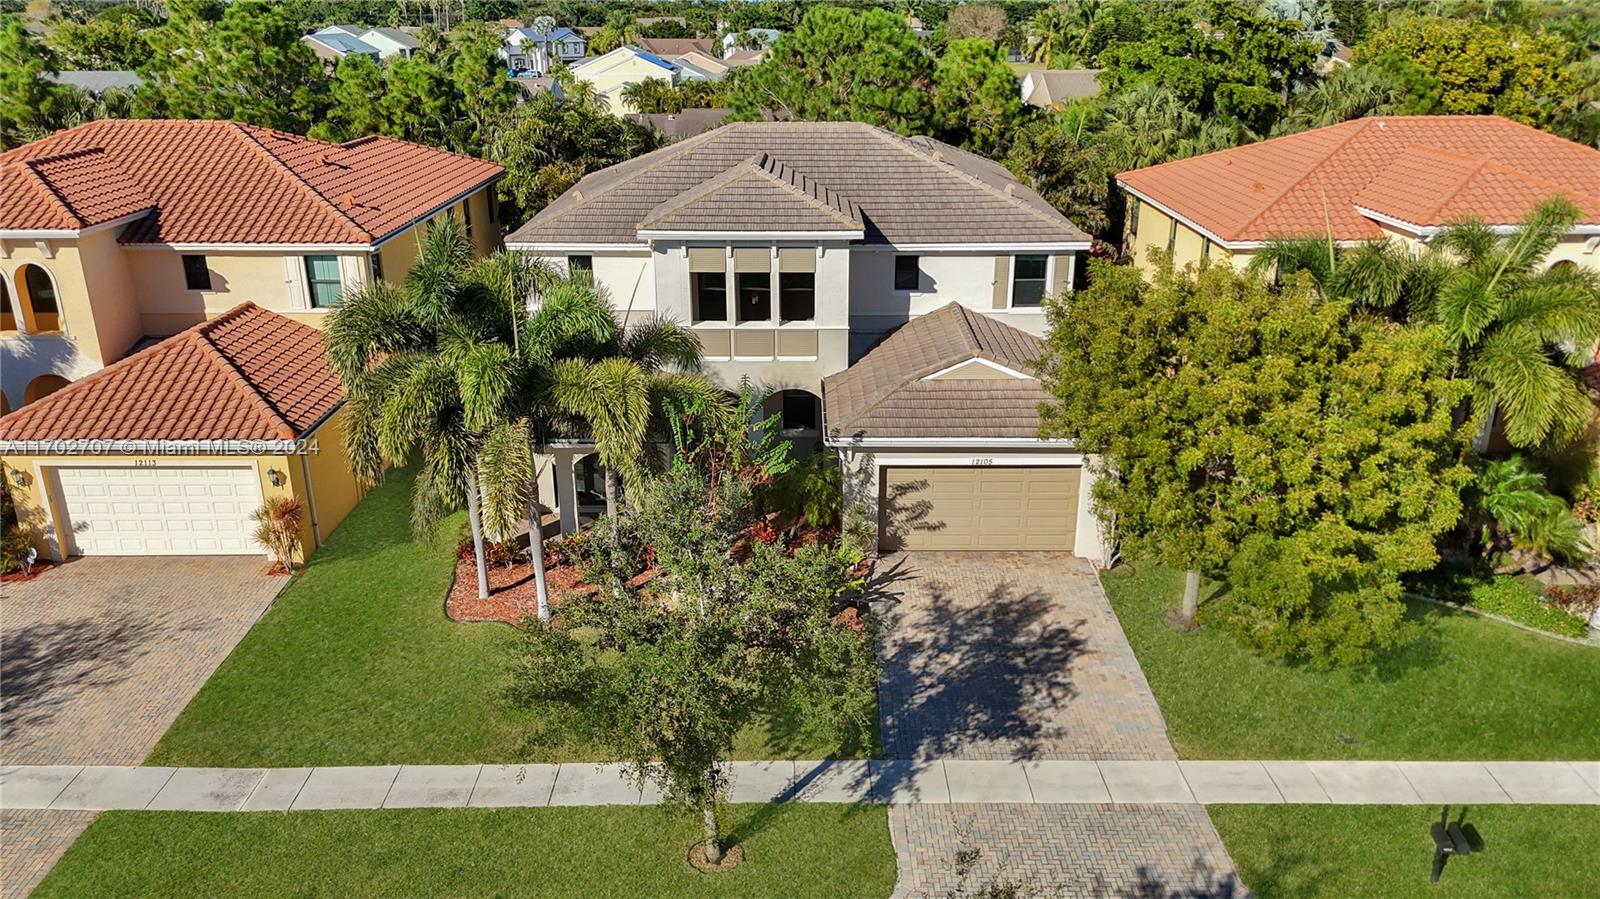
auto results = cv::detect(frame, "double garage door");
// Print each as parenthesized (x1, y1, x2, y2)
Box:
(880, 465, 1080, 551)
(53, 465, 262, 556)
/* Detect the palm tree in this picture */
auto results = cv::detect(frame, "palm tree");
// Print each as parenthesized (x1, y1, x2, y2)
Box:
(1249, 198, 1600, 448)
(1023, 4, 1081, 68)
(325, 216, 500, 599)
(1275, 64, 1404, 136)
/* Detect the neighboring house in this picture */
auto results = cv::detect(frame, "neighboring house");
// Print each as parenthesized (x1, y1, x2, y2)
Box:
(0, 118, 503, 413)
(302, 27, 381, 64)
(45, 70, 143, 93)
(499, 41, 550, 74)
(504, 26, 586, 65)
(359, 27, 420, 59)
(1020, 69, 1103, 109)
(1116, 115, 1600, 275)
(627, 108, 731, 139)
(722, 48, 766, 69)
(511, 75, 564, 103)
(0, 303, 362, 564)
(720, 29, 781, 57)
(504, 121, 1099, 557)
(636, 37, 716, 58)
(568, 45, 689, 115)
(670, 50, 730, 79)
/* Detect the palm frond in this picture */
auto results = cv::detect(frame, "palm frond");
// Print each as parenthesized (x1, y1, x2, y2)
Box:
(477, 419, 535, 542)
(457, 342, 519, 432)
(323, 279, 425, 382)
(1470, 329, 1592, 447)
(623, 314, 703, 372)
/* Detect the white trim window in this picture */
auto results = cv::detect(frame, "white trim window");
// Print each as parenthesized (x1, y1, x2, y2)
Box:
(1009, 254, 1050, 308)
(304, 255, 343, 308)
(691, 270, 728, 323)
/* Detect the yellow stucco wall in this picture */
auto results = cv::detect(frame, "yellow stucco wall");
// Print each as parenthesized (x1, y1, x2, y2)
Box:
(130, 251, 301, 335)
(2, 415, 363, 565)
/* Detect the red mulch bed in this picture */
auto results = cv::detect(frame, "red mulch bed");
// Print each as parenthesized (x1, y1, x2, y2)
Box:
(446, 557, 595, 625)
(0, 559, 56, 583)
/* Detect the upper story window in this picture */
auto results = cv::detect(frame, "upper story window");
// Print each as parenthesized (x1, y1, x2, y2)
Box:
(736, 272, 771, 323)
(779, 272, 814, 322)
(1201, 239, 1211, 262)
(1011, 255, 1048, 307)
(182, 254, 211, 291)
(462, 201, 473, 240)
(568, 255, 592, 276)
(1130, 197, 1141, 234)
(894, 255, 920, 291)
(305, 255, 343, 308)
(692, 271, 727, 323)
(370, 251, 384, 284)
(1166, 218, 1178, 254)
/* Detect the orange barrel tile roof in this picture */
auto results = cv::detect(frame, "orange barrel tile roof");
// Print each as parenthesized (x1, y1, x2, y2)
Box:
(0, 119, 502, 245)
(0, 304, 343, 443)
(1116, 115, 1600, 244)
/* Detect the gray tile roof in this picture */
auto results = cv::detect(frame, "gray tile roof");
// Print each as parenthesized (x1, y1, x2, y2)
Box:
(627, 108, 731, 139)
(1024, 69, 1104, 107)
(506, 121, 1090, 246)
(640, 153, 861, 233)
(823, 303, 1051, 441)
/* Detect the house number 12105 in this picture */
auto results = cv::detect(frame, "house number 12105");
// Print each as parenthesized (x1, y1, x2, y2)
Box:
(971, 458, 994, 466)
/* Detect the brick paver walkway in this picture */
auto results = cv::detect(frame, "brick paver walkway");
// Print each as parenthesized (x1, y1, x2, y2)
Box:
(872, 553, 1240, 897)
(1, 556, 281, 899)
(891, 804, 1241, 899)
(874, 553, 1175, 762)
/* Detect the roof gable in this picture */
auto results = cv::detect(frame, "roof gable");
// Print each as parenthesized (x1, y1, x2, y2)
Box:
(0, 304, 343, 443)
(1, 120, 502, 245)
(1118, 116, 1600, 244)
(639, 153, 862, 233)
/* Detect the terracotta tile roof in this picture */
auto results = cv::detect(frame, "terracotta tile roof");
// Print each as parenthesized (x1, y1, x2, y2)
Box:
(0, 119, 502, 244)
(508, 121, 1090, 246)
(823, 303, 1050, 440)
(639, 153, 862, 233)
(1116, 116, 1600, 244)
(0, 304, 342, 443)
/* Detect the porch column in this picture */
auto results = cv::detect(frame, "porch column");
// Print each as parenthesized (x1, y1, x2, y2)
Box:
(554, 450, 581, 534)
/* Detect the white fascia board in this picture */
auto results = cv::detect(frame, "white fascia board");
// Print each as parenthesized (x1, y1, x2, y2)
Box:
(505, 242, 651, 252)
(0, 209, 152, 241)
(1354, 204, 1600, 239)
(636, 229, 866, 241)
(370, 177, 503, 249)
(824, 436, 1077, 449)
(852, 242, 1092, 252)
(920, 357, 1034, 381)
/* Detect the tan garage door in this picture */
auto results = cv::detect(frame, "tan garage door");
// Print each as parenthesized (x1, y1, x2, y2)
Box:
(880, 465, 1080, 551)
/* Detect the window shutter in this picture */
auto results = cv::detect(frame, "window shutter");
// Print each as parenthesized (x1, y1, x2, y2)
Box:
(688, 248, 724, 272)
(992, 257, 1009, 309)
(778, 247, 815, 273)
(733, 247, 771, 272)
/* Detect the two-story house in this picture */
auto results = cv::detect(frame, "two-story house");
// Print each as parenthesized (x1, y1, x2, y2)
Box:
(503, 26, 587, 70)
(1116, 115, 1600, 275)
(506, 121, 1105, 559)
(0, 118, 503, 412)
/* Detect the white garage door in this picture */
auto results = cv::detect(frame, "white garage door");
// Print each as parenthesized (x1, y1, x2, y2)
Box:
(54, 465, 263, 556)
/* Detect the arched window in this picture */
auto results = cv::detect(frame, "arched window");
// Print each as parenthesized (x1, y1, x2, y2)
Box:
(15, 264, 61, 333)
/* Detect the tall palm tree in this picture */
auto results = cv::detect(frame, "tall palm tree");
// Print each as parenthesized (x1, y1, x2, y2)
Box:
(325, 216, 500, 599)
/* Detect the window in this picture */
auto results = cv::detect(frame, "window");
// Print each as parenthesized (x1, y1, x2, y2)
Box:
(370, 252, 384, 284)
(568, 255, 592, 275)
(462, 201, 473, 239)
(780, 391, 819, 433)
(691, 271, 727, 322)
(1201, 239, 1211, 262)
(736, 271, 771, 323)
(1130, 197, 1141, 233)
(894, 255, 920, 291)
(1011, 255, 1047, 307)
(1166, 219, 1178, 254)
(304, 255, 343, 308)
(778, 272, 814, 322)
(182, 255, 211, 290)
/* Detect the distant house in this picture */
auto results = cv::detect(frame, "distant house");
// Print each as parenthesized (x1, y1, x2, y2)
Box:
(46, 70, 143, 94)
(499, 41, 551, 73)
(302, 27, 381, 65)
(505, 26, 586, 66)
(719, 29, 781, 58)
(569, 45, 691, 115)
(1020, 69, 1103, 109)
(360, 27, 419, 59)
(636, 37, 716, 58)
(723, 48, 766, 69)
(511, 75, 564, 103)
(627, 108, 731, 139)
(670, 50, 730, 80)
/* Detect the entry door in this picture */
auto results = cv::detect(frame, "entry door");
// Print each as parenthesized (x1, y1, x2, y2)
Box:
(880, 465, 1080, 551)
(54, 465, 262, 556)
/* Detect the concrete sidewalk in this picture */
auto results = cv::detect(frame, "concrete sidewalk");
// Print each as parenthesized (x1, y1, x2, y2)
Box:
(4, 759, 1596, 812)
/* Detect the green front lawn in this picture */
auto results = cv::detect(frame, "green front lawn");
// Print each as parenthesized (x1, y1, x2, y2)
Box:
(149, 468, 877, 767)
(1211, 805, 1600, 899)
(33, 805, 895, 899)
(1101, 564, 1600, 759)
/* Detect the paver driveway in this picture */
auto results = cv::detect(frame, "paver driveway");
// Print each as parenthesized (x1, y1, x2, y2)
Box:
(874, 552, 1176, 762)
(872, 553, 1243, 898)
(1, 556, 281, 898)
